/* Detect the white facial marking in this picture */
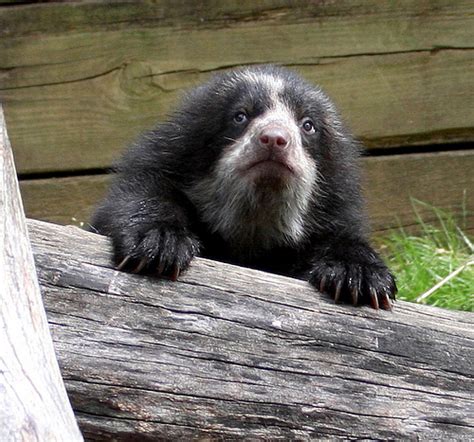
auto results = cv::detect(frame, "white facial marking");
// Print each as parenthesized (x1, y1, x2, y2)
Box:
(186, 71, 319, 258)
(240, 70, 285, 102)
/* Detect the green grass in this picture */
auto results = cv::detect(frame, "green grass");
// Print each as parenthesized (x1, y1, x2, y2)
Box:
(379, 200, 473, 312)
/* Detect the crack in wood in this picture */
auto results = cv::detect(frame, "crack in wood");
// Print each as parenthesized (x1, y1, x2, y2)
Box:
(1, 46, 472, 92)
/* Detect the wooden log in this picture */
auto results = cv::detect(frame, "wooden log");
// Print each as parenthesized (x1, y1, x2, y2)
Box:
(1, 1, 473, 174)
(18, 149, 474, 235)
(28, 218, 474, 440)
(0, 105, 82, 440)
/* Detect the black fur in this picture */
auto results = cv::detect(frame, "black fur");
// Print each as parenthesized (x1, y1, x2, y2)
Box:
(91, 65, 396, 309)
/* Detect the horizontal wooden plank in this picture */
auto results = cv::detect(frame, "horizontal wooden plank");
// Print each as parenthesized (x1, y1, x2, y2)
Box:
(2, 0, 472, 45)
(3, 51, 474, 174)
(1, 1, 473, 173)
(20, 174, 110, 229)
(364, 150, 473, 234)
(19, 150, 474, 236)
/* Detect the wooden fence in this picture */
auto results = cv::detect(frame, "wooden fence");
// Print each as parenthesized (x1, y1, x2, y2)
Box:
(0, 0, 472, 235)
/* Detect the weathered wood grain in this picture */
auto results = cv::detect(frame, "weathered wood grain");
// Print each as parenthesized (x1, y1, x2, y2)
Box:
(1, 1, 473, 173)
(2, 0, 473, 42)
(363, 150, 474, 234)
(19, 174, 110, 228)
(29, 218, 474, 440)
(0, 106, 82, 440)
(19, 149, 474, 235)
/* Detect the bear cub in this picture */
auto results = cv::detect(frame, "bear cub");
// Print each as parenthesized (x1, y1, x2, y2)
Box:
(91, 65, 397, 310)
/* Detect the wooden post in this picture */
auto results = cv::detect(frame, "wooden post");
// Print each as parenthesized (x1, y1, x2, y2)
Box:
(0, 105, 82, 441)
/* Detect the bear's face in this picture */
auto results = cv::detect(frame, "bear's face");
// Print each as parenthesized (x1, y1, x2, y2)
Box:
(183, 67, 337, 252)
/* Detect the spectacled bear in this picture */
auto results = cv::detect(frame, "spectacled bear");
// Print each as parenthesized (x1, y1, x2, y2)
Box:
(91, 65, 397, 309)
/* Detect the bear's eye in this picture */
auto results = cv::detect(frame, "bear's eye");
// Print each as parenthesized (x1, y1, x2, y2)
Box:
(233, 111, 248, 124)
(302, 119, 316, 134)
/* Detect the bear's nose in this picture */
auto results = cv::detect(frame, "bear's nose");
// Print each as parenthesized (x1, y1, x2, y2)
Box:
(258, 127, 290, 150)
